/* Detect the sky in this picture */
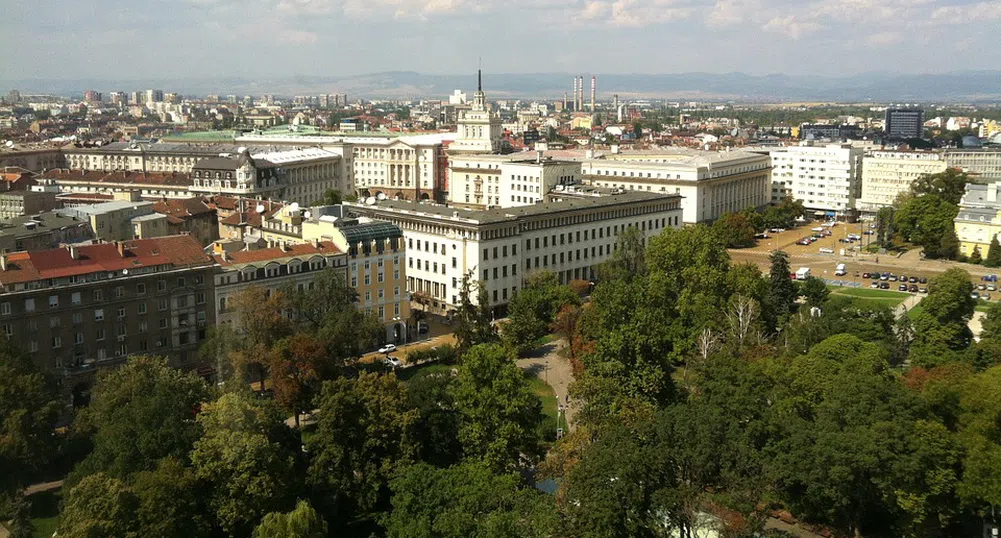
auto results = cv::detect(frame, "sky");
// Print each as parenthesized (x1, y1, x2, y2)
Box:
(2, 0, 1000, 80)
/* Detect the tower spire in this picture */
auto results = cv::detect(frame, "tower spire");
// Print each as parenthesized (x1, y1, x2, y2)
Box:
(478, 69, 482, 92)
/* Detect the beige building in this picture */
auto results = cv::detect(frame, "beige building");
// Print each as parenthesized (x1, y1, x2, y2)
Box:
(447, 71, 504, 155)
(858, 151, 948, 214)
(65, 200, 167, 242)
(448, 154, 581, 208)
(0, 190, 58, 219)
(955, 182, 1001, 258)
(0, 143, 66, 171)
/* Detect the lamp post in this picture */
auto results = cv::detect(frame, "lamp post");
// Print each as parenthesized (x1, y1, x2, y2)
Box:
(393, 316, 408, 345)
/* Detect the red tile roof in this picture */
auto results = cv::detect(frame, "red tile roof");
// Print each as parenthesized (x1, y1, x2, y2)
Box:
(213, 240, 340, 266)
(0, 235, 213, 286)
(37, 169, 193, 187)
(153, 197, 214, 219)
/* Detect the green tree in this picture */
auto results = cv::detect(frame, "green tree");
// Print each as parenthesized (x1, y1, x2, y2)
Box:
(985, 235, 1001, 268)
(383, 462, 556, 538)
(981, 301, 1001, 342)
(768, 250, 798, 320)
(450, 344, 542, 471)
(190, 392, 297, 537)
(267, 333, 326, 429)
(910, 168, 970, 206)
(502, 271, 579, 354)
(71, 355, 210, 482)
(306, 372, 419, 519)
(938, 228, 961, 260)
(800, 276, 830, 307)
(712, 211, 756, 248)
(0, 342, 59, 496)
(321, 189, 343, 205)
(406, 370, 463, 467)
(876, 206, 896, 246)
(253, 500, 328, 538)
(894, 194, 960, 259)
(970, 245, 983, 264)
(910, 268, 976, 367)
(957, 366, 1001, 515)
(453, 274, 498, 353)
(598, 226, 648, 282)
(131, 457, 211, 538)
(57, 473, 139, 538)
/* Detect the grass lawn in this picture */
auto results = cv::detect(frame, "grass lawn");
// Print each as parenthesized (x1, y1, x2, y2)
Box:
(907, 304, 925, 320)
(525, 374, 568, 440)
(395, 362, 453, 383)
(828, 286, 910, 308)
(976, 301, 994, 313)
(28, 488, 61, 538)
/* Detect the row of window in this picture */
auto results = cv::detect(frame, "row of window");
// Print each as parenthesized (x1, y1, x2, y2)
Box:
(1, 280, 204, 315)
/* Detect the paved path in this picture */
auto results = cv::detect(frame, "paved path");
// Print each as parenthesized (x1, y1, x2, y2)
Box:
(894, 293, 924, 318)
(24, 480, 62, 496)
(971, 311, 987, 341)
(516, 339, 577, 431)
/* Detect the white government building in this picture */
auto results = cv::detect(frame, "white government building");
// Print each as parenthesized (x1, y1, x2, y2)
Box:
(858, 151, 948, 214)
(448, 147, 771, 224)
(755, 143, 864, 216)
(345, 190, 683, 317)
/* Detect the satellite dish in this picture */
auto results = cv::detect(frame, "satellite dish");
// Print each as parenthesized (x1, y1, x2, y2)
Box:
(5, 140, 14, 148)
(122, 269, 129, 275)
(302, 211, 311, 219)
(256, 204, 266, 213)
(365, 196, 376, 205)
(289, 202, 300, 212)
(376, 192, 387, 201)
(237, 146, 248, 154)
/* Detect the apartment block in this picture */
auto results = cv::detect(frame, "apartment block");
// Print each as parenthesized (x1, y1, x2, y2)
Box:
(761, 143, 863, 215)
(858, 151, 947, 214)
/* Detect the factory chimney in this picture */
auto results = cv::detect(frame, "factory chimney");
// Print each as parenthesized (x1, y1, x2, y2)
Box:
(563, 92, 568, 111)
(578, 76, 584, 111)
(590, 76, 596, 113)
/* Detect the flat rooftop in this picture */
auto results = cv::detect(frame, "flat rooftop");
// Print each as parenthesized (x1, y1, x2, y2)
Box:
(347, 190, 680, 225)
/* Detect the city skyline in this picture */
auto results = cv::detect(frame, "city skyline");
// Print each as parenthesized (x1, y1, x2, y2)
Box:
(3, 0, 1000, 80)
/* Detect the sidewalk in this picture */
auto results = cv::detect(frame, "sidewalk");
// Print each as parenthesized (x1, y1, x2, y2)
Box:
(516, 339, 577, 431)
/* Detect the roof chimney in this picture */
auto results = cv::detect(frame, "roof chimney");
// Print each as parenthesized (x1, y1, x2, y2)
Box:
(0, 254, 7, 271)
(69, 245, 79, 260)
(313, 237, 320, 248)
(116, 241, 126, 258)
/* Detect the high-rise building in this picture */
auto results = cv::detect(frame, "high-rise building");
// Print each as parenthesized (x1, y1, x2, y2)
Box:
(759, 143, 864, 215)
(859, 150, 946, 214)
(84, 91, 102, 103)
(109, 92, 126, 105)
(6, 90, 21, 104)
(145, 89, 165, 103)
(884, 108, 924, 140)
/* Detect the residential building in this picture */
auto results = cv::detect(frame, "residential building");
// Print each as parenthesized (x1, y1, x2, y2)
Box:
(63, 200, 165, 242)
(884, 108, 924, 140)
(0, 191, 58, 219)
(300, 210, 409, 341)
(189, 149, 282, 198)
(758, 143, 863, 215)
(33, 169, 194, 200)
(152, 198, 219, 246)
(344, 190, 683, 317)
(858, 151, 948, 214)
(0, 210, 93, 253)
(0, 235, 217, 393)
(212, 240, 347, 328)
(944, 149, 1001, 181)
(955, 182, 1001, 258)
(252, 148, 344, 205)
(1, 167, 37, 191)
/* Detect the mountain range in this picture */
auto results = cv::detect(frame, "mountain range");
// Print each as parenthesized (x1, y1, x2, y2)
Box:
(4, 71, 1001, 102)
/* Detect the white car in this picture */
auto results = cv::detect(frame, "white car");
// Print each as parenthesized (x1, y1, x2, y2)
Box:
(378, 344, 397, 354)
(384, 356, 401, 368)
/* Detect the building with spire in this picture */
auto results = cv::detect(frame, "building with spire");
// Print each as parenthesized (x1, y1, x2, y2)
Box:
(448, 70, 503, 155)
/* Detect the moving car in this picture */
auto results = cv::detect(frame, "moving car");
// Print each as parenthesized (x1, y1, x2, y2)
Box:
(835, 263, 847, 276)
(819, 247, 834, 254)
(384, 356, 401, 368)
(378, 344, 397, 354)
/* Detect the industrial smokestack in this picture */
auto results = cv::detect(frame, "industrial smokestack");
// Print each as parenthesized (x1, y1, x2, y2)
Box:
(573, 77, 578, 112)
(563, 92, 568, 111)
(590, 76, 596, 113)
(578, 76, 584, 111)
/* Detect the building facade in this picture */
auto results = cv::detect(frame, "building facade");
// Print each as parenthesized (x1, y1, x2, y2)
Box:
(345, 191, 683, 317)
(955, 182, 1001, 258)
(858, 151, 948, 214)
(944, 149, 1001, 182)
(0, 191, 58, 219)
(0, 235, 217, 394)
(0, 211, 93, 253)
(446, 71, 504, 155)
(884, 108, 924, 140)
(762, 143, 863, 215)
(448, 154, 582, 208)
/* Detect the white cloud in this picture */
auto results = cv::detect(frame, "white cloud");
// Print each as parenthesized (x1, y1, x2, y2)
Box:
(866, 31, 903, 46)
(608, 0, 696, 27)
(932, 1, 1001, 22)
(578, 1, 610, 21)
(761, 15, 820, 39)
(277, 30, 319, 45)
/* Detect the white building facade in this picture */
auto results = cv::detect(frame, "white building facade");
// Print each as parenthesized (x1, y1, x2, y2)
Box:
(764, 143, 863, 215)
(448, 154, 581, 208)
(345, 191, 683, 317)
(859, 151, 948, 214)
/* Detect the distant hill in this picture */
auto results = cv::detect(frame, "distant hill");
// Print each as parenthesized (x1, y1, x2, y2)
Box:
(4, 71, 1000, 102)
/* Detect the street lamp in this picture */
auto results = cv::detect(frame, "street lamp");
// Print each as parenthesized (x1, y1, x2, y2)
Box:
(393, 316, 408, 345)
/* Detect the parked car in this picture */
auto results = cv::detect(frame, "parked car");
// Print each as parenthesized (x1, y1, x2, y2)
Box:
(919, 287, 929, 293)
(909, 277, 918, 283)
(972, 292, 981, 299)
(384, 356, 401, 368)
(819, 247, 834, 254)
(989, 285, 997, 292)
(889, 276, 898, 282)
(899, 275, 907, 282)
(984, 293, 992, 301)
(899, 284, 909, 291)
(838, 238, 851, 243)
(880, 273, 889, 281)
(880, 282, 890, 289)
(919, 277, 928, 284)
(979, 284, 988, 291)
(909, 285, 919, 293)
(862, 272, 871, 279)
(863, 230, 874, 235)
(770, 228, 786, 233)
(871, 281, 881, 289)
(378, 344, 397, 354)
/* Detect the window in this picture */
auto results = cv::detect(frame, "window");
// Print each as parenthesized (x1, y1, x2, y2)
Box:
(115, 286, 125, 298)
(351, 276, 358, 287)
(71, 292, 81, 305)
(219, 297, 227, 312)
(24, 298, 35, 312)
(159, 299, 168, 311)
(159, 318, 168, 329)
(196, 292, 205, 305)
(72, 312, 82, 325)
(378, 305, 385, 318)
(177, 277, 186, 287)
(75, 333, 84, 345)
(52, 336, 62, 349)
(93, 289, 103, 301)
(96, 329, 106, 341)
(378, 289, 385, 299)
(157, 280, 167, 292)
(364, 275, 371, 285)
(138, 302, 147, 314)
(29, 341, 38, 353)
(0, 303, 9, 316)
(483, 269, 489, 281)
(139, 321, 148, 333)
(137, 283, 146, 295)
(2, 324, 11, 337)
(47, 295, 59, 308)
(117, 307, 126, 319)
